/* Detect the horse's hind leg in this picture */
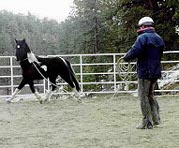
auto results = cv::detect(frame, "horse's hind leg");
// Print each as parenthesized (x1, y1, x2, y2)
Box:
(60, 74, 81, 103)
(6, 79, 27, 103)
(70, 73, 81, 100)
(72, 88, 82, 103)
(29, 81, 43, 104)
(65, 60, 80, 92)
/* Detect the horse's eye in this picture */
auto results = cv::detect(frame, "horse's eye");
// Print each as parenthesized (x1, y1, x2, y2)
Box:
(17, 45, 20, 49)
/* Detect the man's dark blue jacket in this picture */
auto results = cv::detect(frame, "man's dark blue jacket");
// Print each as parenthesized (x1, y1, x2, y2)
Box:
(123, 27, 165, 79)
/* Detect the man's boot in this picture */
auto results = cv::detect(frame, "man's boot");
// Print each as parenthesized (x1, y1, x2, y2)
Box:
(151, 100, 161, 126)
(136, 118, 153, 129)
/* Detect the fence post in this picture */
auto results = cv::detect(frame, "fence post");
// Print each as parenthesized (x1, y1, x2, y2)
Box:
(80, 55, 83, 93)
(10, 57, 14, 95)
(43, 79, 46, 94)
(113, 54, 117, 93)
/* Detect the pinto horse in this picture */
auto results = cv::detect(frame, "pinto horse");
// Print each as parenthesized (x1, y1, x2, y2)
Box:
(7, 39, 81, 103)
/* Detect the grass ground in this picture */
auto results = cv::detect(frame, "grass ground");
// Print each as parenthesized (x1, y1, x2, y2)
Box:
(0, 94, 179, 148)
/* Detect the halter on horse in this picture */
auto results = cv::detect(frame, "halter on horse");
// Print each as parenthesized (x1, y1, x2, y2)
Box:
(7, 39, 81, 103)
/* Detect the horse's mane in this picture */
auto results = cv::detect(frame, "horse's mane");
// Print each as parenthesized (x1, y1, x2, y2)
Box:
(24, 40, 31, 53)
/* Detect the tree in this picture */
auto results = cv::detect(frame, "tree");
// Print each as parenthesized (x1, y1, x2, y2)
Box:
(118, 0, 179, 51)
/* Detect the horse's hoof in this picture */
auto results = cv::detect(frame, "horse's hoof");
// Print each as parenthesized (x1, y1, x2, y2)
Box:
(77, 98, 82, 103)
(39, 100, 43, 104)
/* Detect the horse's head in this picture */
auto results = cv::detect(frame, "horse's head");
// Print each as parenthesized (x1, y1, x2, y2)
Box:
(15, 39, 31, 62)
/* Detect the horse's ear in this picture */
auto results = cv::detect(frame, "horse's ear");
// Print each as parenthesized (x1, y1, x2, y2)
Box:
(15, 39, 18, 43)
(22, 39, 26, 43)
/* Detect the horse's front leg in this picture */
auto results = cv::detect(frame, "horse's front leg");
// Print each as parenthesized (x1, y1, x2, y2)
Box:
(44, 79, 55, 102)
(44, 87, 53, 103)
(29, 81, 43, 104)
(6, 79, 27, 103)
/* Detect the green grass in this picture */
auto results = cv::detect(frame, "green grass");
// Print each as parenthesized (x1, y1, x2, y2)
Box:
(0, 94, 179, 148)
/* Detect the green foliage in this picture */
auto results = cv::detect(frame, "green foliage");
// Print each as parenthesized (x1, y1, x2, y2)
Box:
(0, 11, 63, 55)
(0, 0, 179, 55)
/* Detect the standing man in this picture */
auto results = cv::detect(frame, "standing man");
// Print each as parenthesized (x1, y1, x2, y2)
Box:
(123, 17, 165, 129)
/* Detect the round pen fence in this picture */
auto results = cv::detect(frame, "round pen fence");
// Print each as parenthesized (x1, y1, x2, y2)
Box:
(0, 51, 179, 98)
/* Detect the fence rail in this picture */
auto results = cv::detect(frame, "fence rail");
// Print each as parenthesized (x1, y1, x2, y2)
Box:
(0, 51, 179, 98)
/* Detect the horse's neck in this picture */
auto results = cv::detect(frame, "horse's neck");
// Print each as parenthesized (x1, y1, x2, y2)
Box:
(20, 60, 32, 69)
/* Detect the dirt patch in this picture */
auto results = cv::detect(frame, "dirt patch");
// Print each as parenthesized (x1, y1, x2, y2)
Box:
(0, 95, 179, 148)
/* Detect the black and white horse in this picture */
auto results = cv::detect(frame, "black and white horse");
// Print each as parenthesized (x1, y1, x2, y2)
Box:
(7, 39, 81, 103)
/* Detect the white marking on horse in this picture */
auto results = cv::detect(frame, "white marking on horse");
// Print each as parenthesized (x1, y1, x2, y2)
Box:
(27, 52, 40, 64)
(41, 65, 47, 71)
(6, 88, 21, 103)
(17, 45, 20, 49)
(44, 89, 53, 102)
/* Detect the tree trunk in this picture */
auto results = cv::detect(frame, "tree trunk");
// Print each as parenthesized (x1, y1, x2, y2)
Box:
(148, 0, 159, 12)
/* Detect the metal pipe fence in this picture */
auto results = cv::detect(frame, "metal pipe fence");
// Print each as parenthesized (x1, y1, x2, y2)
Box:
(0, 51, 178, 98)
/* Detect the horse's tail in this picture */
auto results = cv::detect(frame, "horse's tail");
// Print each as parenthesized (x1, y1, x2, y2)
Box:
(65, 60, 80, 92)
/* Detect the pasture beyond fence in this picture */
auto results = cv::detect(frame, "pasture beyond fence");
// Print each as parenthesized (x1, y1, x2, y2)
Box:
(0, 51, 179, 98)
